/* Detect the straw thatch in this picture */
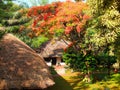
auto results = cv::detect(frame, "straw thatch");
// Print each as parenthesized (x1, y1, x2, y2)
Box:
(36, 39, 70, 58)
(0, 34, 54, 89)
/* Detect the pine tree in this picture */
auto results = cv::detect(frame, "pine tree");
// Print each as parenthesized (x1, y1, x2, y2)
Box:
(0, 1, 48, 48)
(0, 1, 31, 43)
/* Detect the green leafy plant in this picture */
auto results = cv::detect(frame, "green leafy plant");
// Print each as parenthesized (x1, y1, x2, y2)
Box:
(31, 36, 48, 48)
(63, 47, 97, 73)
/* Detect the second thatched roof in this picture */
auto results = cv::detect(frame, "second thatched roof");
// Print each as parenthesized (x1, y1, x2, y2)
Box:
(36, 39, 70, 58)
(0, 33, 54, 89)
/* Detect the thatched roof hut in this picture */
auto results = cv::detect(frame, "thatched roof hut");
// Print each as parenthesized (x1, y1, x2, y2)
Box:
(36, 39, 70, 66)
(0, 34, 54, 89)
(38, 39, 69, 58)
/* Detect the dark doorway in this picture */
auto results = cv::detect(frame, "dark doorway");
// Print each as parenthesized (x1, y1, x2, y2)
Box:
(44, 57, 56, 65)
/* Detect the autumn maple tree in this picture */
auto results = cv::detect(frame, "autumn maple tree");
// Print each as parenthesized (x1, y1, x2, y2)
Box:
(27, 1, 90, 49)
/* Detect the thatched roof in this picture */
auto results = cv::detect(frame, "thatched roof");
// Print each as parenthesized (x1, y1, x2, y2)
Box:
(0, 34, 54, 89)
(36, 39, 70, 58)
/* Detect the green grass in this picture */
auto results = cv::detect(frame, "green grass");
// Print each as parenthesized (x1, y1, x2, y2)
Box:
(47, 68, 120, 90)
(46, 76, 73, 90)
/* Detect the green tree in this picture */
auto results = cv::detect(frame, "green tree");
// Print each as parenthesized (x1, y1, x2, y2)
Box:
(0, 0, 15, 38)
(0, 1, 49, 48)
(87, 0, 120, 74)
(87, 0, 120, 46)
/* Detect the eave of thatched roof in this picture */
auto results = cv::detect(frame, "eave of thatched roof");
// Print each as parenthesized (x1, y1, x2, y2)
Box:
(36, 39, 70, 58)
(0, 33, 55, 89)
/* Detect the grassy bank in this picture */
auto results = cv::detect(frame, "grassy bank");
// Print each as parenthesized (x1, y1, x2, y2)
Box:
(47, 68, 120, 90)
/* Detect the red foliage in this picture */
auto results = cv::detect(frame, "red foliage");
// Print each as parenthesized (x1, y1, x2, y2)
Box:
(65, 26, 73, 34)
(43, 13, 48, 21)
(32, 19, 37, 27)
(27, 1, 90, 39)
(40, 22, 46, 27)
(76, 25, 81, 33)
(83, 14, 90, 20)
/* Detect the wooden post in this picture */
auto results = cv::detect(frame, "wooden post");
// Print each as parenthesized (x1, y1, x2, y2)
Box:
(56, 57, 61, 66)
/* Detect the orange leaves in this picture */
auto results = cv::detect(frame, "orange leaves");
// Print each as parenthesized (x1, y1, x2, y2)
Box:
(27, 2, 62, 17)
(27, 7, 40, 17)
(76, 25, 81, 33)
(27, 1, 90, 38)
(49, 26, 55, 34)
(30, 27, 43, 37)
(40, 22, 46, 27)
(65, 26, 73, 34)
(43, 13, 49, 21)
(76, 22, 84, 33)
(56, 2, 87, 17)
(32, 20, 37, 27)
(83, 14, 90, 20)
